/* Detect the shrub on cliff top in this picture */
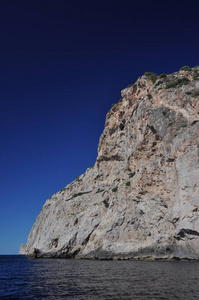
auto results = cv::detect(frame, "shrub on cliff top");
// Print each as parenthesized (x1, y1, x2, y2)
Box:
(144, 72, 157, 83)
(144, 72, 156, 77)
(181, 66, 191, 71)
(159, 73, 167, 79)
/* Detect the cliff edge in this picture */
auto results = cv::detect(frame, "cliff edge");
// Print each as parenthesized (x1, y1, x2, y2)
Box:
(20, 66, 199, 259)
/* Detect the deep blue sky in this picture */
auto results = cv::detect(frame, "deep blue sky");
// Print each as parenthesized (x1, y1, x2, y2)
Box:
(0, 0, 198, 254)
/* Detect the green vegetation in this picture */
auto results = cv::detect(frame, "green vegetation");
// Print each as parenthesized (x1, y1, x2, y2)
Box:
(125, 67, 199, 95)
(159, 73, 167, 79)
(112, 103, 116, 107)
(144, 72, 156, 76)
(144, 72, 157, 83)
(168, 122, 173, 127)
(165, 77, 189, 89)
(126, 181, 131, 186)
(112, 187, 118, 192)
(193, 70, 199, 80)
(181, 66, 191, 71)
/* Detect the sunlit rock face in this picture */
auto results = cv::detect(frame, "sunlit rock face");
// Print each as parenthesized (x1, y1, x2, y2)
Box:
(20, 67, 199, 259)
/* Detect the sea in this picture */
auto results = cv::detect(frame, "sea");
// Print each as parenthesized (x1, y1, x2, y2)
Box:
(0, 255, 199, 299)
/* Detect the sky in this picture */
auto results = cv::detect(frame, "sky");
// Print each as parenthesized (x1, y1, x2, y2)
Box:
(0, 0, 198, 254)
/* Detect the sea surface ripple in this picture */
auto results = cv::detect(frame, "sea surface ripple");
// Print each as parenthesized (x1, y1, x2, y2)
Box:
(0, 255, 199, 299)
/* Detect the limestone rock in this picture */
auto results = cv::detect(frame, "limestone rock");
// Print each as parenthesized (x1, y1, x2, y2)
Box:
(20, 67, 199, 259)
(19, 243, 27, 255)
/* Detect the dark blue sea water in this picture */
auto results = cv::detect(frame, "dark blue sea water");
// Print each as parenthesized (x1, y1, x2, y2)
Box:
(0, 255, 199, 299)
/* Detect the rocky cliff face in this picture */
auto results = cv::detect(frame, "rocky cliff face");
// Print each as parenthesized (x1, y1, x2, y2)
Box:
(20, 67, 199, 259)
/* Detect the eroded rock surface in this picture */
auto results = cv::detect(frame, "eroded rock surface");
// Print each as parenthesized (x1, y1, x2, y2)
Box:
(20, 67, 199, 259)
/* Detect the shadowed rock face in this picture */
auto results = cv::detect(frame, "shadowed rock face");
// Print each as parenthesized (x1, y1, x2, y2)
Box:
(20, 67, 199, 260)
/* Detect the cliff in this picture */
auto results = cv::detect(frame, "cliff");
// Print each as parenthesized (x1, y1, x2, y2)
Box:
(20, 66, 199, 259)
